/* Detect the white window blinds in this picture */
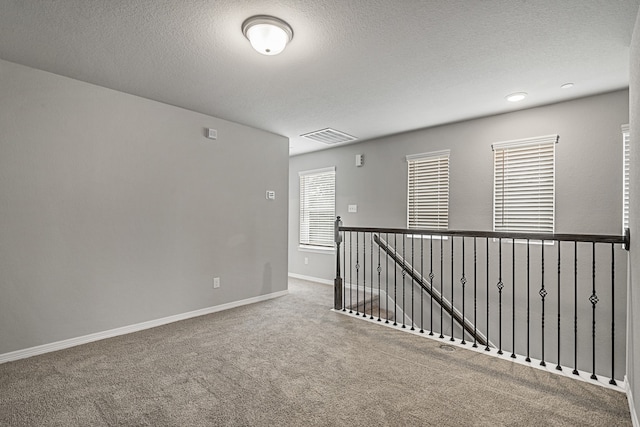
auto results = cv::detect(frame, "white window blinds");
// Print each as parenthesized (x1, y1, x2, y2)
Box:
(493, 135, 558, 233)
(299, 167, 336, 248)
(407, 150, 450, 230)
(623, 124, 630, 232)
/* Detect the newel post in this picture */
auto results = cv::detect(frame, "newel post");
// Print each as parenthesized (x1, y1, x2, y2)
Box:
(624, 228, 630, 251)
(334, 216, 343, 310)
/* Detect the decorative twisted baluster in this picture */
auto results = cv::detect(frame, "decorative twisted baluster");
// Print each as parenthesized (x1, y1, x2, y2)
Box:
(355, 232, 359, 315)
(461, 237, 467, 345)
(590, 242, 598, 380)
(540, 240, 547, 367)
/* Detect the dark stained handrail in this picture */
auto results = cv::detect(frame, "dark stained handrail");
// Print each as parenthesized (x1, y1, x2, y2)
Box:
(339, 226, 629, 249)
(372, 234, 489, 347)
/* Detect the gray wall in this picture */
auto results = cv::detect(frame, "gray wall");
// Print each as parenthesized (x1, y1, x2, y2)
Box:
(627, 7, 640, 421)
(0, 59, 289, 355)
(289, 90, 629, 281)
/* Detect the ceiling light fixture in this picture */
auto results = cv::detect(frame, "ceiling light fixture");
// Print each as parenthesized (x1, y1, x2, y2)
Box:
(506, 92, 527, 102)
(561, 83, 574, 89)
(242, 15, 293, 56)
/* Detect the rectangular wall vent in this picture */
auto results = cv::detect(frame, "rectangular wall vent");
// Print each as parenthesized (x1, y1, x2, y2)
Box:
(301, 128, 358, 145)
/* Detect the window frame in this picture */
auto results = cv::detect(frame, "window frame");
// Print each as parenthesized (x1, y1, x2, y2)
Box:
(406, 149, 450, 231)
(299, 166, 336, 251)
(492, 135, 558, 234)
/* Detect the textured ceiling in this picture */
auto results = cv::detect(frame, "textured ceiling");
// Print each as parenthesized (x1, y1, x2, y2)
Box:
(0, 0, 638, 155)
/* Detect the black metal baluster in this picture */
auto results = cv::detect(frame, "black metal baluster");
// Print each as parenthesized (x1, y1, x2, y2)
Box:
(429, 236, 434, 336)
(511, 239, 516, 358)
(343, 229, 346, 311)
(355, 232, 359, 315)
(485, 238, 490, 352)
(461, 237, 467, 345)
(540, 240, 546, 367)
(363, 232, 367, 318)
(573, 241, 578, 375)
(610, 243, 617, 385)
(394, 233, 398, 326)
(420, 236, 424, 333)
(473, 237, 478, 348)
(556, 242, 562, 371)
(451, 237, 455, 342)
(497, 239, 503, 355)
(411, 236, 415, 330)
(402, 234, 406, 328)
(440, 237, 444, 339)
(370, 233, 374, 319)
(386, 233, 390, 324)
(590, 242, 598, 380)
(377, 235, 381, 322)
(526, 239, 531, 362)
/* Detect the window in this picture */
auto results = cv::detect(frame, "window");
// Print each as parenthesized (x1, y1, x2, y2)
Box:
(493, 135, 558, 233)
(623, 124, 630, 232)
(406, 150, 450, 230)
(299, 167, 336, 249)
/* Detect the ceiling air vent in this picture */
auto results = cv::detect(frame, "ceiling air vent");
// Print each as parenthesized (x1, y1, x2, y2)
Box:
(301, 128, 358, 145)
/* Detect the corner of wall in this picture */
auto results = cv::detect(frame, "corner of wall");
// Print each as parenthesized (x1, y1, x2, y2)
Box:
(626, 4, 640, 425)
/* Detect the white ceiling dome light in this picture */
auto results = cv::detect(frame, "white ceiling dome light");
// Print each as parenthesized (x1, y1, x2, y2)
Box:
(242, 15, 293, 56)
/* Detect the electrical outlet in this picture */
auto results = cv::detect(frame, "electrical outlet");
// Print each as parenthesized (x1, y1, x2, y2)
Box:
(213, 277, 220, 289)
(304, 257, 309, 265)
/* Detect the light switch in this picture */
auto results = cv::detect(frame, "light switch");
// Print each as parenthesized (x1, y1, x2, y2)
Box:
(348, 204, 357, 213)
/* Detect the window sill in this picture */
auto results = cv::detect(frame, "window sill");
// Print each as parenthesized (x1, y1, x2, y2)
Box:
(298, 245, 335, 254)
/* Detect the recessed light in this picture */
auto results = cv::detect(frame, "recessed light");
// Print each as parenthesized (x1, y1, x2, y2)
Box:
(561, 83, 574, 89)
(506, 92, 527, 102)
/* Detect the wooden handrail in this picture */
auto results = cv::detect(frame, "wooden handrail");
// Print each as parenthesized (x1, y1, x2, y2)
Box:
(339, 226, 629, 249)
(373, 234, 489, 347)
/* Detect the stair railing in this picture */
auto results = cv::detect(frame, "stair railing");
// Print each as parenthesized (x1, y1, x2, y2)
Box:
(333, 217, 630, 385)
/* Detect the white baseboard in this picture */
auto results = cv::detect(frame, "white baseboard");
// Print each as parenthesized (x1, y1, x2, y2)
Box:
(627, 376, 639, 427)
(288, 272, 333, 286)
(0, 289, 288, 365)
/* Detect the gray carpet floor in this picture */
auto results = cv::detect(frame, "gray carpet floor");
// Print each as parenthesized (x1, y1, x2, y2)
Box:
(0, 278, 632, 426)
